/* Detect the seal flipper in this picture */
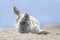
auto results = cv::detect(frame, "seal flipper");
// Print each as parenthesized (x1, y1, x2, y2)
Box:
(37, 30, 50, 35)
(13, 6, 22, 18)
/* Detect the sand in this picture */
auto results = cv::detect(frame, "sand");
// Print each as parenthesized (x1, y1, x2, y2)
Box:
(0, 25, 60, 40)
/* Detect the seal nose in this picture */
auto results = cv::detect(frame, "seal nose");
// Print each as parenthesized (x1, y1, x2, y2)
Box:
(20, 21, 26, 25)
(23, 21, 26, 24)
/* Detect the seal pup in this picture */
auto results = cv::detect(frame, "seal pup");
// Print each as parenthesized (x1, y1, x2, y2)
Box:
(13, 6, 50, 34)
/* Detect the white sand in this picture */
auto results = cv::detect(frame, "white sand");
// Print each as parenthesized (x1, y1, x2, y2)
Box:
(0, 25, 60, 40)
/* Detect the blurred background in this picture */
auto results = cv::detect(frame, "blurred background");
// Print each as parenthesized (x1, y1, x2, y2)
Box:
(0, 0, 60, 28)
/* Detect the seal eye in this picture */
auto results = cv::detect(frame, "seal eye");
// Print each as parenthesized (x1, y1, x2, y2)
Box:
(24, 18, 27, 21)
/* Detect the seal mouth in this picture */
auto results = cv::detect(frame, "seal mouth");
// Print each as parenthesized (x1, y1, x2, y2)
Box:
(20, 20, 30, 32)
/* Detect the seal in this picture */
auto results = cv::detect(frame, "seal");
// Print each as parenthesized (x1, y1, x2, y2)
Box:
(13, 6, 50, 34)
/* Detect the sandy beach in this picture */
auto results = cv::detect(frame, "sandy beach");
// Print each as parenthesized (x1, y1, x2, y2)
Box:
(0, 25, 60, 40)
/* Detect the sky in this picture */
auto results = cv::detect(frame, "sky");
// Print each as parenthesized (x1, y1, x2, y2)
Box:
(0, 0, 60, 28)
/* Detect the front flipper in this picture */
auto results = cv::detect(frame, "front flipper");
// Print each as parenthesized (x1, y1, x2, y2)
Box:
(13, 6, 22, 18)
